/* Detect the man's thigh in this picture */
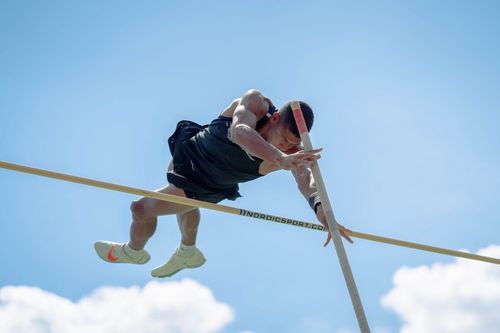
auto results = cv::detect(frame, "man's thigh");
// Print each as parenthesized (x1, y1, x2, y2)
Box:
(136, 183, 196, 218)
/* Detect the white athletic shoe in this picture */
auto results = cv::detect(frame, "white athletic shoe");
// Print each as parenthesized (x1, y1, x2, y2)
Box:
(151, 247, 206, 278)
(94, 241, 151, 264)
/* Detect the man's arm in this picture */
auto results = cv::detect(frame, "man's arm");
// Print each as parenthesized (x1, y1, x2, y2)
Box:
(229, 89, 320, 170)
(292, 165, 354, 245)
(292, 165, 316, 198)
(229, 89, 285, 165)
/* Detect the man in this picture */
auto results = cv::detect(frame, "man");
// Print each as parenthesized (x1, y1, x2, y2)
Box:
(95, 89, 353, 278)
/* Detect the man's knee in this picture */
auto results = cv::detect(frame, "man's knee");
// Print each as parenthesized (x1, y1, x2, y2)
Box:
(131, 200, 148, 220)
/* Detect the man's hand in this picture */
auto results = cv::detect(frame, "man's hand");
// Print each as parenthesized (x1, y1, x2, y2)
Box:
(315, 204, 354, 246)
(279, 148, 322, 171)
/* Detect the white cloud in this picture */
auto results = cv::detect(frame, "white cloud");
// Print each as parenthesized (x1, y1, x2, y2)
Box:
(0, 279, 234, 333)
(382, 245, 500, 333)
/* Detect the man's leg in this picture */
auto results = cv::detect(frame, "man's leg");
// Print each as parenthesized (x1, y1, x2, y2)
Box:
(151, 206, 205, 278)
(95, 183, 195, 264)
(129, 184, 195, 250)
(176, 208, 200, 246)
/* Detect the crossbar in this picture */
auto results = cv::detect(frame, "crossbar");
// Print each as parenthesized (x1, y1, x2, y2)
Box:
(1, 160, 498, 267)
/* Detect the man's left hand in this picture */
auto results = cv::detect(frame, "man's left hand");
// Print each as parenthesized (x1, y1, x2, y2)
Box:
(315, 204, 354, 246)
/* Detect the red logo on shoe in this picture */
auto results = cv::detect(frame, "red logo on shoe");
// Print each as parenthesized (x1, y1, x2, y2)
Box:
(107, 245, 119, 262)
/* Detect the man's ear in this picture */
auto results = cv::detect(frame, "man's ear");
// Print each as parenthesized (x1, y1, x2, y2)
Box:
(270, 112, 281, 123)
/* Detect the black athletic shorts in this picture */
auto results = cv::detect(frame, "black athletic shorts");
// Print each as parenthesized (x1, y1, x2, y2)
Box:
(166, 120, 241, 203)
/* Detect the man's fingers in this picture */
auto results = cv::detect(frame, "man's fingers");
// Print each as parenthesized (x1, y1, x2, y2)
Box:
(299, 152, 320, 160)
(338, 225, 354, 244)
(322, 228, 354, 247)
(340, 230, 354, 244)
(298, 149, 322, 158)
(323, 232, 332, 247)
(299, 148, 322, 153)
(299, 155, 320, 168)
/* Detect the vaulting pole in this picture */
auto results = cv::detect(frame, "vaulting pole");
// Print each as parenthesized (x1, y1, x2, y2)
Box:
(291, 101, 370, 332)
(1, 160, 499, 267)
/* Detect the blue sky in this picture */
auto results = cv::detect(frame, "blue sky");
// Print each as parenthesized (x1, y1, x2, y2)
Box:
(1, 1, 499, 332)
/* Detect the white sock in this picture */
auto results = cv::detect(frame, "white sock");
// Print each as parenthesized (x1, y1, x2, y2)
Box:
(124, 243, 143, 258)
(177, 243, 196, 257)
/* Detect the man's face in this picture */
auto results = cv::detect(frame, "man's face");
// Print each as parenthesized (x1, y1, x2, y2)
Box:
(266, 115, 301, 152)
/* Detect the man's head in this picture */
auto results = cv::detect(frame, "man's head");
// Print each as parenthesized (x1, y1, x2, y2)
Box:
(263, 101, 314, 152)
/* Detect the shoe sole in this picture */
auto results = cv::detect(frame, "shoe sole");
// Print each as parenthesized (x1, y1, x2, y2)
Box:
(152, 257, 206, 278)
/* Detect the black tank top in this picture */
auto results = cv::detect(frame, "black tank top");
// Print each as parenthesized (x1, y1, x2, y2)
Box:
(181, 105, 278, 188)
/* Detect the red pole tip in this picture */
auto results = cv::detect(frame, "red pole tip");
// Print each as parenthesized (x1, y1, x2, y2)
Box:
(291, 101, 308, 134)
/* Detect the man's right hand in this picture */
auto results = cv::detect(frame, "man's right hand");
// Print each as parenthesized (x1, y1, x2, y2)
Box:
(278, 148, 322, 171)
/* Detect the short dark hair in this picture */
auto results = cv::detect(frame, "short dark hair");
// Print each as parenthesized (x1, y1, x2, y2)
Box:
(279, 101, 314, 138)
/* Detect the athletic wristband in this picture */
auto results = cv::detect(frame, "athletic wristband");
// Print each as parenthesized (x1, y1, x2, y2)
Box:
(308, 192, 322, 214)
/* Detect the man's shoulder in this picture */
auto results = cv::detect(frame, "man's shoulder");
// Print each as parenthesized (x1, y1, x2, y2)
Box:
(240, 89, 271, 118)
